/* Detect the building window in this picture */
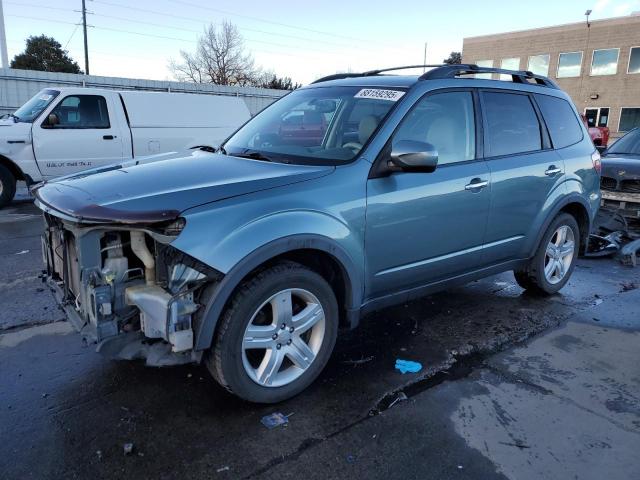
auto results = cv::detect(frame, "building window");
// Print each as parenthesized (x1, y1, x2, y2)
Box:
(476, 59, 493, 79)
(528, 54, 550, 76)
(628, 47, 640, 74)
(557, 52, 582, 78)
(500, 57, 520, 80)
(585, 107, 610, 127)
(591, 48, 619, 76)
(619, 108, 640, 132)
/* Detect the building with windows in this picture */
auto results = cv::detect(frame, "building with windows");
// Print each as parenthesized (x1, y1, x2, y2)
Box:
(462, 13, 640, 141)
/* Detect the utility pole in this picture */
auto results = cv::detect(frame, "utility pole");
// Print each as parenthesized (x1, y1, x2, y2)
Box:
(422, 42, 427, 72)
(0, 0, 9, 68)
(82, 0, 89, 74)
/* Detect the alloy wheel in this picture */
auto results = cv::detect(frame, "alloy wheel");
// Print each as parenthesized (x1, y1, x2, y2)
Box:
(544, 225, 575, 285)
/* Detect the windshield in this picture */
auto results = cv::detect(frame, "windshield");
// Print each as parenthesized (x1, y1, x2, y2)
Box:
(13, 89, 60, 123)
(606, 128, 640, 156)
(222, 86, 406, 165)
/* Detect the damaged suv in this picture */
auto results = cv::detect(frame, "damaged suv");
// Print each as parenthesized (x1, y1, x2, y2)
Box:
(35, 65, 601, 403)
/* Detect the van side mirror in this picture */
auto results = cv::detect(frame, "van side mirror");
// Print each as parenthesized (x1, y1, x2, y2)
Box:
(43, 113, 59, 128)
(389, 140, 438, 172)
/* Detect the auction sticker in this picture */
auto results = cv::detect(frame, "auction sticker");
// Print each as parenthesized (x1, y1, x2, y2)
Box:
(354, 89, 405, 102)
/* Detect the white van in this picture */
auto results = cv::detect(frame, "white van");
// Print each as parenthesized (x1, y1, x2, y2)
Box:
(0, 88, 251, 206)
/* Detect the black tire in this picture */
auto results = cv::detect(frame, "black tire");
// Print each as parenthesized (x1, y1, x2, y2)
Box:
(205, 261, 339, 403)
(0, 164, 17, 208)
(513, 213, 580, 295)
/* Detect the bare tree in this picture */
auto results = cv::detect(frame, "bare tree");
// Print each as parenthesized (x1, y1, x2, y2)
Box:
(171, 21, 260, 86)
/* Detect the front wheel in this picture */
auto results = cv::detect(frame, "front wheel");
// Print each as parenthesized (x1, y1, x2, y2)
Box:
(206, 261, 338, 403)
(514, 213, 580, 295)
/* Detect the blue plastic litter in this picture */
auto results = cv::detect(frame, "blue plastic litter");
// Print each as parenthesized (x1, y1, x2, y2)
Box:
(261, 412, 290, 429)
(395, 359, 423, 374)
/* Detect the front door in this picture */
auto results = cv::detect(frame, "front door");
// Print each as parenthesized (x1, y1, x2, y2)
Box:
(365, 90, 490, 299)
(32, 94, 124, 178)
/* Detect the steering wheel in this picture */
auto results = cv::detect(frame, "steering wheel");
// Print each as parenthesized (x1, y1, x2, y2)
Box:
(342, 142, 362, 153)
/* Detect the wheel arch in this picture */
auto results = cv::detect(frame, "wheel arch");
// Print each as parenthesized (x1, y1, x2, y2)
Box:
(193, 234, 363, 351)
(0, 154, 25, 182)
(530, 194, 592, 257)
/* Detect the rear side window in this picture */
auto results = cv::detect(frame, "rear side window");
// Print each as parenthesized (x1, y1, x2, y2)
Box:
(535, 94, 583, 148)
(482, 92, 542, 157)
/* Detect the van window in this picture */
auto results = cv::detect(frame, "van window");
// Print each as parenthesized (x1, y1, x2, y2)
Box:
(49, 95, 110, 129)
(392, 91, 475, 165)
(482, 92, 542, 157)
(535, 95, 583, 148)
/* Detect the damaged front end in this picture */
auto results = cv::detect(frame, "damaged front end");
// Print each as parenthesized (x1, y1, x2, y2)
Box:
(39, 207, 220, 366)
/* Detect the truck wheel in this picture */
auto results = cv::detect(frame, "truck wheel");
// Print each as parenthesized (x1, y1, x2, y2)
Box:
(206, 261, 339, 403)
(513, 213, 579, 295)
(0, 164, 17, 208)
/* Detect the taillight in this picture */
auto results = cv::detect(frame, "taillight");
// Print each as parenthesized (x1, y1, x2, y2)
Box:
(591, 150, 601, 175)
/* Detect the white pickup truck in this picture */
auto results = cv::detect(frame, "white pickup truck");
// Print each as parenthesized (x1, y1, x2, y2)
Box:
(0, 87, 252, 206)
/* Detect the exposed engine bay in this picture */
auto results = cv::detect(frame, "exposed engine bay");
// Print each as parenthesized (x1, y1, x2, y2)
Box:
(41, 214, 220, 365)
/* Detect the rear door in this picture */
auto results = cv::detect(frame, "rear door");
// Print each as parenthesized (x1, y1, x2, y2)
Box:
(479, 90, 565, 264)
(32, 93, 124, 178)
(365, 89, 490, 298)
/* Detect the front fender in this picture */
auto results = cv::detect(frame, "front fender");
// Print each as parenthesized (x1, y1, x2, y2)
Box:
(173, 210, 364, 351)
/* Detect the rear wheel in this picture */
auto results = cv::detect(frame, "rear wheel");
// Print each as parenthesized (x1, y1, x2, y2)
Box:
(514, 213, 579, 295)
(206, 261, 338, 403)
(0, 164, 17, 208)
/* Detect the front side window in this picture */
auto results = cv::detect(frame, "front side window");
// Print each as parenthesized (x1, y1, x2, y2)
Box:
(482, 92, 542, 157)
(12, 89, 59, 123)
(628, 47, 640, 74)
(591, 48, 619, 76)
(528, 54, 550, 76)
(535, 94, 583, 149)
(48, 95, 110, 129)
(500, 58, 520, 80)
(619, 108, 640, 132)
(392, 91, 476, 165)
(557, 52, 583, 78)
(223, 86, 403, 165)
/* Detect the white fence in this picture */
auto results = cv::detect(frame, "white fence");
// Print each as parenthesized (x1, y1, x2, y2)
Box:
(0, 68, 287, 116)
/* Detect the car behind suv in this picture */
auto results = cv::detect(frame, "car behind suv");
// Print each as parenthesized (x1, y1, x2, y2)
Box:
(35, 64, 601, 403)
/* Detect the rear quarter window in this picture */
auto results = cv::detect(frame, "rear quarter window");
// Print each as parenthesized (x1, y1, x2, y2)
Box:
(535, 94, 583, 149)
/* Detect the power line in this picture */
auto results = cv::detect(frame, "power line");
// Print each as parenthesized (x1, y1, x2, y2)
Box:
(166, 0, 380, 44)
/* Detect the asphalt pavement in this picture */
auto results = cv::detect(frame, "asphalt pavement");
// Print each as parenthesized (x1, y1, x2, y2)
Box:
(1, 199, 639, 480)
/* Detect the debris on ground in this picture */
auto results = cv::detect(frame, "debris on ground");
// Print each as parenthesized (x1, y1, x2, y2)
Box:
(620, 238, 640, 267)
(342, 356, 374, 365)
(96, 450, 102, 461)
(388, 391, 408, 409)
(395, 359, 423, 374)
(260, 412, 291, 429)
(585, 231, 624, 258)
(123, 443, 134, 455)
(346, 454, 356, 463)
(620, 282, 637, 292)
(216, 466, 230, 473)
(15, 250, 29, 255)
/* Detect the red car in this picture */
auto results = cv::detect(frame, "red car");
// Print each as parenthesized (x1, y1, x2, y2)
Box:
(581, 114, 610, 147)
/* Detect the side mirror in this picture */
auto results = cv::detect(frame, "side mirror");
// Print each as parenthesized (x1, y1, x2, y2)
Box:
(43, 113, 59, 128)
(389, 140, 438, 172)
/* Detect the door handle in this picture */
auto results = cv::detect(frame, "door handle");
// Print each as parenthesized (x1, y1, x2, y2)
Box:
(464, 179, 489, 191)
(545, 165, 561, 176)
(103, 135, 115, 140)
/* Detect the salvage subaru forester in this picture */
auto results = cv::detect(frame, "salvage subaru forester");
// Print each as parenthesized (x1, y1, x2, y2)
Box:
(35, 64, 601, 403)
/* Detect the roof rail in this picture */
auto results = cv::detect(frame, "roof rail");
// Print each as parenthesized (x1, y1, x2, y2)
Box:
(311, 65, 445, 84)
(419, 64, 559, 88)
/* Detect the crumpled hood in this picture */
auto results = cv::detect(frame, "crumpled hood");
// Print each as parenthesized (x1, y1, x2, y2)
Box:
(34, 151, 333, 223)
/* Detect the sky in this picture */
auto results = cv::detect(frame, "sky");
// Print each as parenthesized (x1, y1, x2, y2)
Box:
(2, 0, 640, 85)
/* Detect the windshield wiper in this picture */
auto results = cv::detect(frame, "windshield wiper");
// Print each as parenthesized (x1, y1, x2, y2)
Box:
(9, 113, 20, 122)
(233, 150, 275, 162)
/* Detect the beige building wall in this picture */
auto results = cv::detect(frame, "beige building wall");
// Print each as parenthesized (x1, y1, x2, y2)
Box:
(462, 14, 640, 140)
